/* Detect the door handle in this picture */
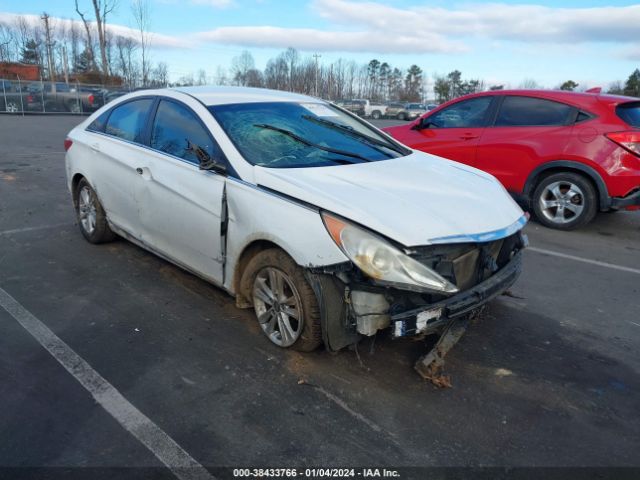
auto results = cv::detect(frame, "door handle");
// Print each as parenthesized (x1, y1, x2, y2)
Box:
(90, 143, 100, 152)
(136, 167, 143, 175)
(459, 134, 479, 140)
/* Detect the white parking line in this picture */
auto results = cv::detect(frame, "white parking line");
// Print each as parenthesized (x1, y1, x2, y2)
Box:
(8, 152, 66, 156)
(0, 287, 215, 480)
(0, 223, 72, 236)
(528, 247, 640, 275)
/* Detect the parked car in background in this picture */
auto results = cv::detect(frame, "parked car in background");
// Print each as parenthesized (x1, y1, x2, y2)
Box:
(405, 103, 428, 120)
(103, 89, 130, 104)
(27, 82, 103, 113)
(65, 86, 527, 377)
(384, 90, 640, 229)
(0, 85, 42, 113)
(385, 102, 408, 120)
(0, 80, 14, 92)
(334, 99, 366, 116)
(352, 99, 387, 119)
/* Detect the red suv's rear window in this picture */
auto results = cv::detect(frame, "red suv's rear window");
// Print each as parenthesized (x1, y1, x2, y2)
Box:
(616, 102, 640, 127)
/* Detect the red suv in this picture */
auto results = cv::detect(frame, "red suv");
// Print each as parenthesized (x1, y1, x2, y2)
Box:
(384, 90, 640, 229)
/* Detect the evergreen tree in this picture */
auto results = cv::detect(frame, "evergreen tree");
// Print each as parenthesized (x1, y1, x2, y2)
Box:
(404, 65, 423, 102)
(623, 69, 640, 98)
(20, 39, 39, 64)
(560, 80, 579, 91)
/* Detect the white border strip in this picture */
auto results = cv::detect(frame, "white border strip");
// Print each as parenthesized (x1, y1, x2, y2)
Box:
(528, 247, 640, 275)
(0, 223, 72, 236)
(0, 286, 215, 480)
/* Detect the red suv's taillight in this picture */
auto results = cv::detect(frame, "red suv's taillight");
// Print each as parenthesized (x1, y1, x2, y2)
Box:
(64, 138, 73, 151)
(606, 131, 640, 156)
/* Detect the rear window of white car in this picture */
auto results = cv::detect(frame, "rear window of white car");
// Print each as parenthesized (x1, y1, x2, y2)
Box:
(105, 98, 153, 143)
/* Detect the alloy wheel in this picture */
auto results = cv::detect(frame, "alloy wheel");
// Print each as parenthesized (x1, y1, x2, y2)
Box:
(252, 267, 304, 347)
(539, 181, 585, 224)
(78, 186, 97, 235)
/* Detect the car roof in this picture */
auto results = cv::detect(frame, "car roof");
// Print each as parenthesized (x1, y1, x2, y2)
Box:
(460, 89, 637, 106)
(170, 86, 320, 106)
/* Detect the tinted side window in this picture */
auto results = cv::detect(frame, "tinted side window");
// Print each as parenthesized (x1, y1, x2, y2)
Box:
(616, 102, 640, 127)
(496, 96, 574, 127)
(87, 110, 110, 133)
(105, 98, 153, 143)
(428, 97, 492, 128)
(151, 100, 220, 164)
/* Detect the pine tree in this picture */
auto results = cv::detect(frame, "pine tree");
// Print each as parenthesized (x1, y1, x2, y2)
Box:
(20, 39, 39, 65)
(623, 69, 640, 98)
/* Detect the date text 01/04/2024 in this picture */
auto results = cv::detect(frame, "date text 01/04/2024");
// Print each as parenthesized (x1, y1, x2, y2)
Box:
(232, 468, 401, 478)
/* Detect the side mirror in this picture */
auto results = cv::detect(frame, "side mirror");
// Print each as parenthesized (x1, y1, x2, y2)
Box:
(411, 118, 426, 130)
(187, 140, 227, 174)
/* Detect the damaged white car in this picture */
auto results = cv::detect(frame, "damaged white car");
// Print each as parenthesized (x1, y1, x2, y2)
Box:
(65, 87, 527, 378)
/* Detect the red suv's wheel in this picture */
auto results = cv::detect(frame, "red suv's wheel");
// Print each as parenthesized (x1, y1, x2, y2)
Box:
(532, 172, 597, 230)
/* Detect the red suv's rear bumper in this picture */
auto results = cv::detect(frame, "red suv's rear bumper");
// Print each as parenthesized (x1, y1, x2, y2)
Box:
(610, 188, 640, 209)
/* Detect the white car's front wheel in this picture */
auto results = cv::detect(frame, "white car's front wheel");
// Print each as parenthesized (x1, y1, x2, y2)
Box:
(243, 249, 322, 352)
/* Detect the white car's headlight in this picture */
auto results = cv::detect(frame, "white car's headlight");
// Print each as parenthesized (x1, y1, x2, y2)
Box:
(322, 212, 459, 294)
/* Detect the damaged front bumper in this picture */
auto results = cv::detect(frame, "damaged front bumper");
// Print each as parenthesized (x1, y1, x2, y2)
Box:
(391, 250, 523, 338)
(308, 231, 526, 349)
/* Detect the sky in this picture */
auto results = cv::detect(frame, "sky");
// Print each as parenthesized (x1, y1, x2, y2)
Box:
(1, 0, 639, 90)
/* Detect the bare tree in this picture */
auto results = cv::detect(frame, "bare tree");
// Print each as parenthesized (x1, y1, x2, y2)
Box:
(74, 0, 97, 71)
(231, 50, 255, 86)
(519, 78, 540, 89)
(90, 0, 118, 78)
(131, 0, 151, 86)
(196, 69, 207, 85)
(150, 62, 169, 87)
(0, 22, 14, 62)
(115, 35, 138, 87)
(214, 66, 228, 85)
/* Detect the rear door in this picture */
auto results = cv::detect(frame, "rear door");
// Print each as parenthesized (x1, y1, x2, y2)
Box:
(475, 95, 576, 193)
(86, 97, 155, 236)
(136, 98, 227, 283)
(406, 96, 495, 166)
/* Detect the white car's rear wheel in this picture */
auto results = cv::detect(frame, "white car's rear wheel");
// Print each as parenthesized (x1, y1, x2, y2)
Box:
(75, 178, 116, 243)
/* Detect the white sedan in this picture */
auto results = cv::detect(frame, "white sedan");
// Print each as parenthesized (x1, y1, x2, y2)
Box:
(65, 87, 527, 377)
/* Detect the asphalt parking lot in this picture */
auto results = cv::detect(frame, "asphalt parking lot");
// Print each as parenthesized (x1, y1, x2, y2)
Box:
(1, 114, 639, 478)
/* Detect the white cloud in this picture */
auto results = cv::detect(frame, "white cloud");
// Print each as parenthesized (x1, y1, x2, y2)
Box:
(196, 26, 466, 53)
(313, 0, 640, 44)
(192, 1, 640, 55)
(0, 12, 191, 49)
(4, 1, 640, 57)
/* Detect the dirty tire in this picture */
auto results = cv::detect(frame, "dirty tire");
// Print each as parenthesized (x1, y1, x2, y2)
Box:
(532, 172, 597, 230)
(241, 248, 322, 352)
(75, 178, 116, 244)
(371, 110, 381, 120)
(397, 112, 406, 121)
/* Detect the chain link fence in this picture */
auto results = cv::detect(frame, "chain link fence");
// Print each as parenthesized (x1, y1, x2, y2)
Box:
(0, 76, 136, 115)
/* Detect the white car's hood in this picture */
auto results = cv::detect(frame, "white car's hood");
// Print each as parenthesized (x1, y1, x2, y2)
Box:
(253, 151, 525, 247)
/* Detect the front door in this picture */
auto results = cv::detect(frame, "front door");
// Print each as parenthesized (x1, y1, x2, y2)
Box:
(135, 98, 227, 283)
(399, 96, 495, 166)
